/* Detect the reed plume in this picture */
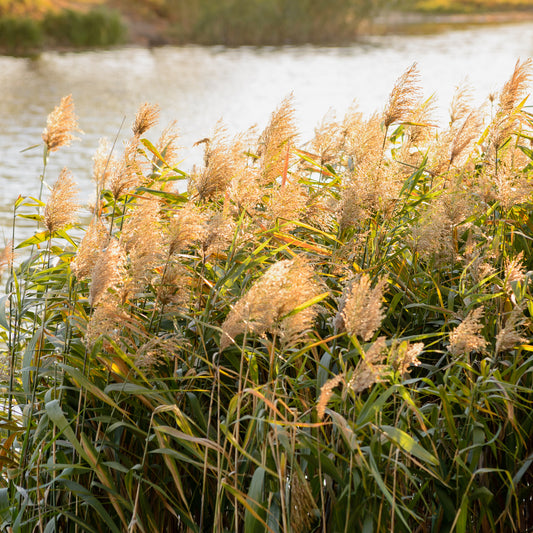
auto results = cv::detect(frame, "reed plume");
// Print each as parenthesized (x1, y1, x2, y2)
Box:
(108, 138, 143, 199)
(310, 111, 343, 166)
(192, 123, 246, 201)
(220, 256, 322, 349)
(86, 294, 136, 349)
(495, 304, 529, 354)
(154, 121, 181, 169)
(121, 196, 164, 295)
(335, 274, 387, 341)
(88, 239, 126, 307)
(71, 217, 109, 280)
(132, 103, 160, 137)
(391, 341, 424, 377)
(43, 168, 80, 233)
(269, 179, 308, 229)
(258, 95, 298, 185)
(42, 94, 82, 153)
(166, 202, 208, 255)
(383, 63, 422, 128)
(92, 137, 113, 192)
(448, 307, 487, 356)
(317, 373, 344, 420)
(348, 337, 389, 393)
(489, 59, 532, 151)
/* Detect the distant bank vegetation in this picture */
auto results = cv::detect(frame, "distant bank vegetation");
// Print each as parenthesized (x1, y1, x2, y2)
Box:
(0, 4, 126, 55)
(1, 0, 533, 54)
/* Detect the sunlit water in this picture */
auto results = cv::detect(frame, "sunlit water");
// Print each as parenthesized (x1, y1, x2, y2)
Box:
(1, 20, 533, 241)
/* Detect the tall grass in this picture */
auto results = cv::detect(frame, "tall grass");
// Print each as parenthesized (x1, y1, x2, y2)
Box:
(167, 0, 389, 45)
(0, 7, 126, 55)
(1, 61, 533, 532)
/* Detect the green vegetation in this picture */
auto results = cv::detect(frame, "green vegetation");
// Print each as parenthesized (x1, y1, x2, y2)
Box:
(0, 6, 126, 55)
(0, 15, 42, 55)
(164, 0, 388, 46)
(1, 61, 533, 531)
(42, 8, 126, 48)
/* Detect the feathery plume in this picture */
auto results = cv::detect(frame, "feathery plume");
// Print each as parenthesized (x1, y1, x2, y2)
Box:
(449, 82, 474, 126)
(449, 108, 483, 167)
(43, 168, 80, 233)
(269, 180, 308, 228)
(489, 59, 532, 150)
(0, 241, 13, 277)
(154, 120, 180, 169)
(166, 203, 208, 255)
(448, 307, 487, 356)
(86, 294, 136, 349)
(310, 110, 343, 166)
(136, 335, 185, 371)
(42, 94, 82, 152)
(108, 138, 143, 199)
(192, 123, 246, 201)
(156, 263, 190, 308)
(132, 102, 160, 137)
(121, 196, 164, 295)
(348, 337, 389, 393)
(495, 304, 529, 354)
(391, 341, 424, 377)
(335, 274, 387, 341)
(92, 137, 113, 192)
(317, 374, 344, 420)
(504, 251, 526, 294)
(221, 257, 322, 349)
(89, 239, 126, 307)
(71, 217, 109, 280)
(202, 211, 236, 260)
(383, 63, 422, 128)
(258, 95, 298, 185)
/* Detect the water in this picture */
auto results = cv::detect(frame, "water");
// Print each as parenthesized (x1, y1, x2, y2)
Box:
(1, 20, 533, 240)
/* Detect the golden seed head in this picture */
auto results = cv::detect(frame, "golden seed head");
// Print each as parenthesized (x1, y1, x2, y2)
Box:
(383, 62, 422, 128)
(92, 137, 113, 192)
(89, 239, 126, 307)
(192, 123, 246, 201)
(336, 274, 387, 341)
(317, 374, 344, 420)
(71, 217, 109, 280)
(166, 203, 208, 255)
(258, 95, 298, 185)
(348, 337, 389, 393)
(449, 307, 487, 356)
(132, 102, 160, 137)
(42, 94, 82, 152)
(495, 304, 529, 354)
(43, 168, 80, 233)
(221, 257, 322, 350)
(391, 341, 424, 377)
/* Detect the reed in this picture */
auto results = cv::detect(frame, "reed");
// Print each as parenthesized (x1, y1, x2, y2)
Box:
(0, 61, 533, 532)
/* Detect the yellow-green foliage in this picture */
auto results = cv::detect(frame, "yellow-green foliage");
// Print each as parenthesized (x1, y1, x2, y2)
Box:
(1, 61, 533, 531)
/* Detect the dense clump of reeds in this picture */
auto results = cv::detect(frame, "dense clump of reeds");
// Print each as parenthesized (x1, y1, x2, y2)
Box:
(1, 60, 533, 532)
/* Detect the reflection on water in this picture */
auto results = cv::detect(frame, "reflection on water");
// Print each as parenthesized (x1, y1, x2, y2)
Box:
(1, 20, 533, 239)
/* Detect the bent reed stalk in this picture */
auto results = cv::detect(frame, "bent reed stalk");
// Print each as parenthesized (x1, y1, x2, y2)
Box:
(0, 61, 532, 532)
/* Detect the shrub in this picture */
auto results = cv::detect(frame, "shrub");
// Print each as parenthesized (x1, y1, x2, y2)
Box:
(43, 8, 127, 48)
(0, 16, 42, 54)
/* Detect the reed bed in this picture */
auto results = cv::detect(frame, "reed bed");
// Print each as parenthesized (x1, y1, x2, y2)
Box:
(0, 61, 533, 532)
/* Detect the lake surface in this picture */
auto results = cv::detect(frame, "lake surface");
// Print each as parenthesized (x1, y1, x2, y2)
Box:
(1, 20, 533, 240)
